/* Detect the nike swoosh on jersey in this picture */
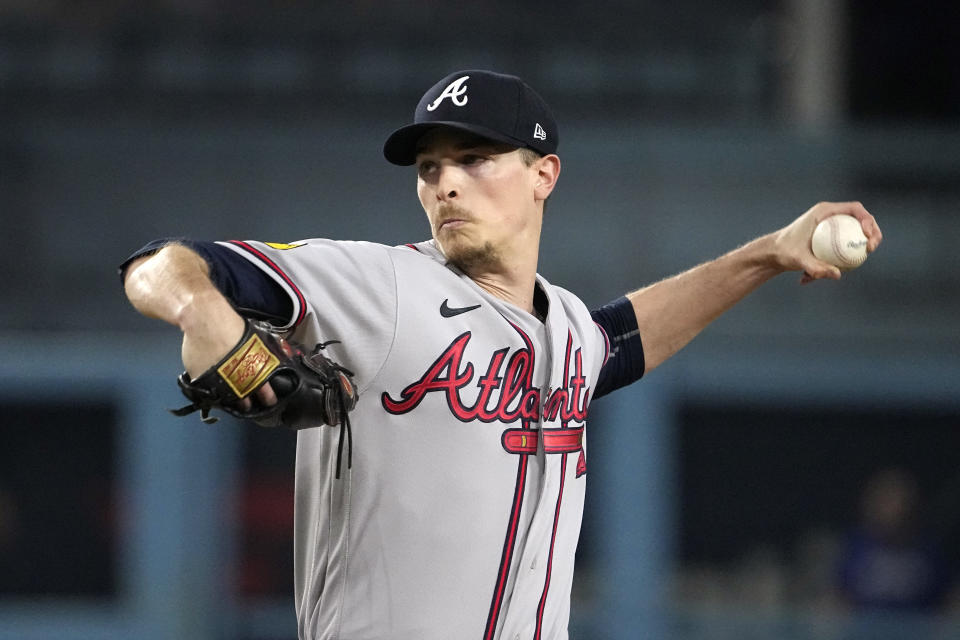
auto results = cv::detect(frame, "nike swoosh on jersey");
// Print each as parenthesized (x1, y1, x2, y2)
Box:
(440, 299, 481, 317)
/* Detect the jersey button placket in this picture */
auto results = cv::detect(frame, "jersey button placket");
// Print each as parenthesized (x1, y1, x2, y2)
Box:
(530, 377, 548, 577)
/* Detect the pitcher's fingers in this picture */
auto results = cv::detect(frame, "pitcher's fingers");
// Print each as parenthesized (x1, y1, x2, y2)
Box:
(256, 382, 278, 407)
(237, 383, 276, 412)
(862, 216, 883, 252)
(802, 259, 841, 282)
(841, 201, 882, 252)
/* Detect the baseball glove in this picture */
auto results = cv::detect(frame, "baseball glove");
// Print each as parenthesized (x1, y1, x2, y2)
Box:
(171, 318, 359, 475)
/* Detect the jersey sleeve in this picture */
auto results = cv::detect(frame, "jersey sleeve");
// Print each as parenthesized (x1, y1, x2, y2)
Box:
(216, 239, 398, 391)
(590, 296, 645, 399)
(118, 237, 292, 324)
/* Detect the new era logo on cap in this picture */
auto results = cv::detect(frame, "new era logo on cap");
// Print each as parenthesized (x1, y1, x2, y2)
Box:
(383, 69, 559, 166)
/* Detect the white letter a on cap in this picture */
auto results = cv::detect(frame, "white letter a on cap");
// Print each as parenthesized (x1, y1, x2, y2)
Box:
(427, 75, 470, 111)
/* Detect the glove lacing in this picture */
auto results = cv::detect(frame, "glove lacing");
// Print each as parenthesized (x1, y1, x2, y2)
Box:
(314, 339, 354, 481)
(334, 382, 353, 480)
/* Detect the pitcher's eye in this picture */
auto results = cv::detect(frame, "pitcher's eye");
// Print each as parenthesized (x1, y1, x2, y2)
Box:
(417, 161, 437, 177)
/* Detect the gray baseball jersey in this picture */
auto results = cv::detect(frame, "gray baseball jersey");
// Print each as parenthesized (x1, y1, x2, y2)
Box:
(220, 237, 609, 640)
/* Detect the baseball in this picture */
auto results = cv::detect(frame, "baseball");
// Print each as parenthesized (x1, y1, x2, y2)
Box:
(811, 214, 868, 270)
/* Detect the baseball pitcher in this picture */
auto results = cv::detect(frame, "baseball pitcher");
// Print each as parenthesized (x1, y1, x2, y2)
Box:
(120, 70, 882, 639)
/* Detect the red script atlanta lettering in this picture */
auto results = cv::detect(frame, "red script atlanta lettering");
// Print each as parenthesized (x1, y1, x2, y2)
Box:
(381, 331, 589, 427)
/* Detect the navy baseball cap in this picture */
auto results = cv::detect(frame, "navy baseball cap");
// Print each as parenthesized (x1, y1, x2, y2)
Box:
(383, 70, 558, 166)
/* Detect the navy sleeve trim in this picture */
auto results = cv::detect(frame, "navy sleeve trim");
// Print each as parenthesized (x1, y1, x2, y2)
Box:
(117, 237, 292, 325)
(118, 238, 174, 282)
(220, 240, 307, 328)
(590, 296, 645, 399)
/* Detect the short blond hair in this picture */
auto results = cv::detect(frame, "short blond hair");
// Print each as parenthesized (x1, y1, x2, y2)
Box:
(518, 147, 542, 167)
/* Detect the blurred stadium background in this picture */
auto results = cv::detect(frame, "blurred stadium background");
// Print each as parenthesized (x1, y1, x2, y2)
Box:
(1, 0, 958, 638)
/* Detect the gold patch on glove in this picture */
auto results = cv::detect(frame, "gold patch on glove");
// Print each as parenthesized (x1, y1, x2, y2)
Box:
(217, 333, 280, 398)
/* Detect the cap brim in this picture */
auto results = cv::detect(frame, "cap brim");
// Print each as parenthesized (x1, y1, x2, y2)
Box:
(383, 121, 524, 166)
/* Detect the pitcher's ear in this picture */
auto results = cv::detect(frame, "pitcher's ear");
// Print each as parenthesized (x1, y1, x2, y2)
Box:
(534, 154, 560, 200)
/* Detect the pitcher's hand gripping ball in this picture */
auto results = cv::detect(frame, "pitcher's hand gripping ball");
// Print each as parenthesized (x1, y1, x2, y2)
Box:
(171, 318, 358, 430)
(811, 214, 869, 270)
